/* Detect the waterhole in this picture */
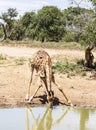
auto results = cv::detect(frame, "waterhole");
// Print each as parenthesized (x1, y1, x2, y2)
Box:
(0, 106, 96, 130)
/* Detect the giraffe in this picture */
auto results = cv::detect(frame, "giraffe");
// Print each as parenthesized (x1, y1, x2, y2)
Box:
(25, 49, 72, 107)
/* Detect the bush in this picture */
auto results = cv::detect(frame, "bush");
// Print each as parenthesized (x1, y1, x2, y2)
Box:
(62, 31, 75, 42)
(53, 60, 86, 76)
(15, 58, 25, 65)
(0, 54, 6, 60)
(76, 59, 84, 66)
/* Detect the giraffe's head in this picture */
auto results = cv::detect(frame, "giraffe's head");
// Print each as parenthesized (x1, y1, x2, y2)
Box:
(47, 90, 54, 108)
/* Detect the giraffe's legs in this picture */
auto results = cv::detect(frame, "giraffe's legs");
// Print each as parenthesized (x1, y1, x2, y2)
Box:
(54, 82, 70, 102)
(28, 78, 43, 102)
(55, 83, 72, 106)
(52, 74, 72, 106)
(41, 77, 54, 108)
(25, 67, 34, 101)
(41, 77, 49, 92)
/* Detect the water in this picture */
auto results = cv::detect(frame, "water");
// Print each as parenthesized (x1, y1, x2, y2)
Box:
(0, 106, 96, 130)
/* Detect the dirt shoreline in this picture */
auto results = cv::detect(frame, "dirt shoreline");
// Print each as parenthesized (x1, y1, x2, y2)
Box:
(0, 45, 96, 108)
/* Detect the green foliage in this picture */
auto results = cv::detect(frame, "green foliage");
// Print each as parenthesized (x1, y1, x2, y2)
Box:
(63, 7, 94, 43)
(0, 8, 18, 26)
(53, 61, 76, 74)
(35, 6, 65, 42)
(0, 8, 18, 40)
(0, 54, 6, 60)
(7, 8, 18, 18)
(62, 30, 75, 42)
(93, 62, 96, 70)
(15, 58, 25, 65)
(20, 11, 38, 40)
(0, 26, 3, 38)
(90, 0, 96, 8)
(10, 20, 25, 40)
(53, 60, 85, 76)
(0, 6, 96, 44)
(20, 12, 35, 27)
(80, 17, 96, 46)
(76, 59, 84, 66)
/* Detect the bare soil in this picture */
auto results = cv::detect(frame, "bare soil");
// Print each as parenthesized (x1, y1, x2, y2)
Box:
(0, 45, 96, 108)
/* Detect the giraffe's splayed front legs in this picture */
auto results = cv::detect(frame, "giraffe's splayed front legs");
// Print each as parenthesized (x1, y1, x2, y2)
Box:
(52, 73, 73, 107)
(25, 94, 29, 101)
(29, 84, 42, 102)
(55, 84, 73, 106)
(25, 77, 43, 103)
(25, 65, 34, 101)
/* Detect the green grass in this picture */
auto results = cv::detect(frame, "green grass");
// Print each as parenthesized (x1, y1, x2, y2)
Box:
(1, 40, 84, 50)
(53, 60, 86, 77)
(0, 54, 7, 65)
(0, 53, 6, 60)
(14, 58, 25, 65)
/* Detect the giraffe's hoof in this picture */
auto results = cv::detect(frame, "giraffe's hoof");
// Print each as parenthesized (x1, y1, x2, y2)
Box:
(26, 100, 32, 104)
(25, 94, 29, 101)
(68, 100, 73, 107)
(70, 103, 73, 107)
(25, 98, 33, 104)
(29, 96, 33, 102)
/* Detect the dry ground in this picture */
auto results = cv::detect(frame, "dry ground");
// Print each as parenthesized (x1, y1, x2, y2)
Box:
(0, 45, 96, 108)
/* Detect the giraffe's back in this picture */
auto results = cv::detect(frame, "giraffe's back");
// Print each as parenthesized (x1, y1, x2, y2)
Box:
(30, 50, 52, 77)
(32, 50, 51, 66)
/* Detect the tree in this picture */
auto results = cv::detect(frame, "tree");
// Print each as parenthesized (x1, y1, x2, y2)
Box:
(20, 11, 37, 40)
(69, 0, 85, 7)
(80, 16, 96, 46)
(62, 7, 94, 42)
(9, 20, 25, 40)
(36, 6, 65, 42)
(89, 0, 96, 7)
(0, 8, 18, 41)
(0, 25, 3, 39)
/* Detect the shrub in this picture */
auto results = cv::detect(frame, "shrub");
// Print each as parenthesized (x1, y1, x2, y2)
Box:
(53, 60, 86, 77)
(0, 54, 6, 60)
(15, 58, 25, 65)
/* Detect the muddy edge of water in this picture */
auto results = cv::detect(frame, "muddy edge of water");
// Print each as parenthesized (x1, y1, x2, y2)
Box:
(0, 103, 96, 109)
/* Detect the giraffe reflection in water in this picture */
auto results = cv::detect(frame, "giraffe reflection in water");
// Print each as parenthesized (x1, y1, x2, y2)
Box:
(26, 107, 71, 130)
(80, 109, 89, 130)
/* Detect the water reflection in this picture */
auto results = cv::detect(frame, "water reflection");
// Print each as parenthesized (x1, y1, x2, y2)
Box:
(80, 109, 89, 130)
(26, 107, 71, 130)
(78, 108, 95, 130)
(0, 106, 96, 130)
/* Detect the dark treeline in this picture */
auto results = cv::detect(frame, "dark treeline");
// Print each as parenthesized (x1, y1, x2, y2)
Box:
(0, 6, 96, 46)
